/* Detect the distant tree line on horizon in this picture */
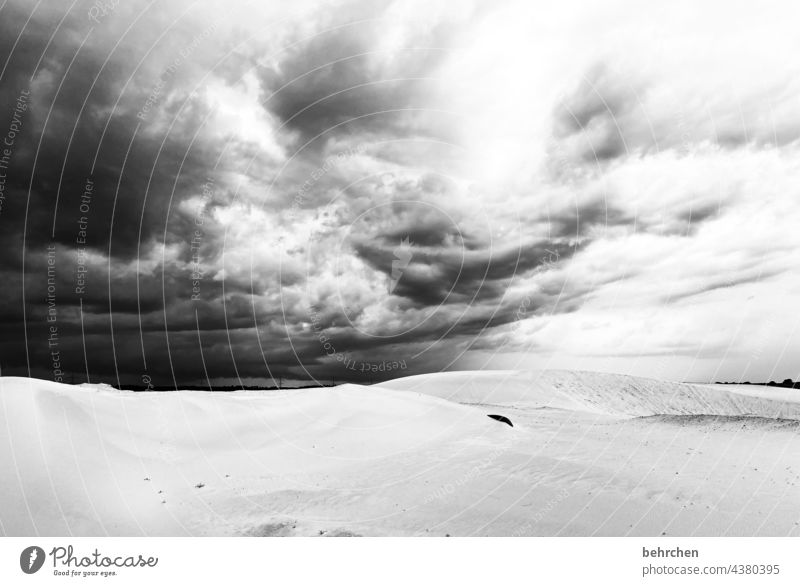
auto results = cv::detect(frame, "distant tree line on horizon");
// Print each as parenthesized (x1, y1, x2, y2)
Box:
(715, 378, 800, 389)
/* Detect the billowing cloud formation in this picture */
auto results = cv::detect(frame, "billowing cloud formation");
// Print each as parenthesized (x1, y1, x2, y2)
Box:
(1, 0, 799, 386)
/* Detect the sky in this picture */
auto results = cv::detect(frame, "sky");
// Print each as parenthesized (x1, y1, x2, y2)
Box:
(0, 0, 799, 386)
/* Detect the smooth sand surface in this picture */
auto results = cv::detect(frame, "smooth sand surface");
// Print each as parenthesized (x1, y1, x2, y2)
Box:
(1, 372, 798, 536)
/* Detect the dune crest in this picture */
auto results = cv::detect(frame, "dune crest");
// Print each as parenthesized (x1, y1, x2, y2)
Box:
(378, 370, 800, 420)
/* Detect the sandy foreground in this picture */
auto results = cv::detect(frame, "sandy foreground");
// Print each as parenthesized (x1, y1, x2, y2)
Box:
(1, 371, 799, 536)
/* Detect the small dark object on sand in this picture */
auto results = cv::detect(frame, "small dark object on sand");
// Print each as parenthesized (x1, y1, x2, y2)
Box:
(487, 414, 513, 427)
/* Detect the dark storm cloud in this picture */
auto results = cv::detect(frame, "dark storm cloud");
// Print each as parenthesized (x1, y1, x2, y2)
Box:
(286, 270, 601, 382)
(382, 215, 460, 247)
(353, 235, 579, 306)
(0, 1, 270, 382)
(542, 191, 722, 241)
(286, 300, 531, 377)
(550, 63, 647, 166)
(258, 2, 455, 148)
(2, 0, 673, 386)
(550, 197, 635, 238)
(0, 2, 230, 268)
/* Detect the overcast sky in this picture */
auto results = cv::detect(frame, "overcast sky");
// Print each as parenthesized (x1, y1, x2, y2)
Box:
(1, 0, 799, 386)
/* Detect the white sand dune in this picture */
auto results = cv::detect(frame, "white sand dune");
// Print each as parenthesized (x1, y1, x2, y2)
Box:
(1, 371, 799, 536)
(379, 370, 800, 419)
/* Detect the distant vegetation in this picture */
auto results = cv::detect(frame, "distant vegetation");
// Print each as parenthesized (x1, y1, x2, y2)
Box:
(120, 384, 338, 392)
(715, 379, 800, 389)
